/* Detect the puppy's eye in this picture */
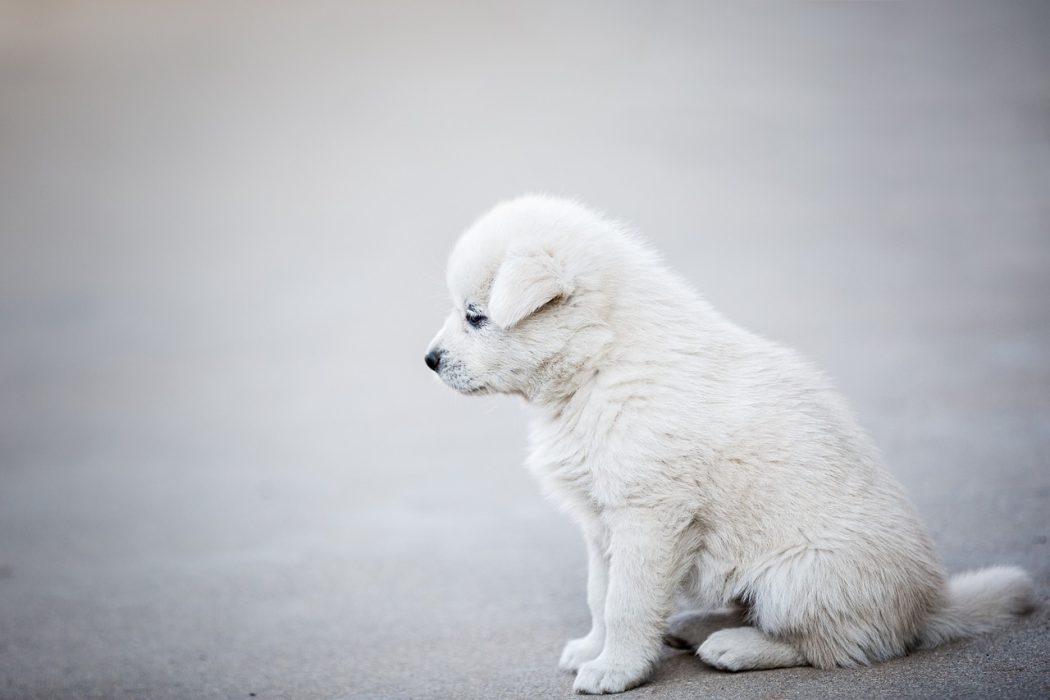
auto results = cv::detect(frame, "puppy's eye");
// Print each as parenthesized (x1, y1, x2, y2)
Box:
(466, 311, 488, 329)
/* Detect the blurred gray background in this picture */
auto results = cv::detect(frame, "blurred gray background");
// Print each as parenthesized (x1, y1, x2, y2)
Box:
(1, 1, 1048, 698)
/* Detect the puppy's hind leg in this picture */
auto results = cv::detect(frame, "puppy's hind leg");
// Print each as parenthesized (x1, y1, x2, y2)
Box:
(697, 627, 806, 672)
(664, 607, 747, 651)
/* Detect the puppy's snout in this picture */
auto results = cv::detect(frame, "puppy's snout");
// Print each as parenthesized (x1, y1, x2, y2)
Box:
(424, 348, 444, 372)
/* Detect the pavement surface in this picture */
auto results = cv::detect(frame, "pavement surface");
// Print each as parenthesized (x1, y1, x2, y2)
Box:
(1, 2, 1048, 698)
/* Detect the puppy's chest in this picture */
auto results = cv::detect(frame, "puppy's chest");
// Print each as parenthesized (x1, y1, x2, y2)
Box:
(527, 436, 594, 500)
(524, 415, 619, 508)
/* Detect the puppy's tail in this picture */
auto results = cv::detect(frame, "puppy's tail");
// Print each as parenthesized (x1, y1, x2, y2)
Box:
(917, 566, 1035, 649)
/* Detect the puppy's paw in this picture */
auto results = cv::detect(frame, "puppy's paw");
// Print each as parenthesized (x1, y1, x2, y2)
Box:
(573, 656, 651, 695)
(697, 627, 804, 672)
(697, 629, 750, 672)
(560, 634, 604, 672)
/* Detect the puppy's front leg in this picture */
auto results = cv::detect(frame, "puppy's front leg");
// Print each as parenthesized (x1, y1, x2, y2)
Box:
(574, 509, 677, 695)
(560, 520, 608, 671)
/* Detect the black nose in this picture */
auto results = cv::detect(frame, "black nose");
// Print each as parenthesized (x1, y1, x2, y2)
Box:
(424, 349, 443, 372)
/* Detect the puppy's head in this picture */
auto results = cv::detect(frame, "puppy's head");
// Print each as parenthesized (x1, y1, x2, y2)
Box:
(425, 196, 613, 399)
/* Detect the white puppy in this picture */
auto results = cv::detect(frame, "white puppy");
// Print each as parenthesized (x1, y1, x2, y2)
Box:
(425, 196, 1033, 694)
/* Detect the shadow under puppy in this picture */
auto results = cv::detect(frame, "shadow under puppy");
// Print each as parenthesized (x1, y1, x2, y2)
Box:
(425, 196, 1033, 695)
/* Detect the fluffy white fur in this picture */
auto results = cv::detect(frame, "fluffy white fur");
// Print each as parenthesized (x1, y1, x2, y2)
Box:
(426, 196, 1034, 694)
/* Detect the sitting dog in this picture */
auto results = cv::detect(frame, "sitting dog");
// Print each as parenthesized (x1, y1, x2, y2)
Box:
(425, 195, 1033, 694)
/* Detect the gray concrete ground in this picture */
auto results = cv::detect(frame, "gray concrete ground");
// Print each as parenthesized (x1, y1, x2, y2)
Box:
(1, 2, 1049, 698)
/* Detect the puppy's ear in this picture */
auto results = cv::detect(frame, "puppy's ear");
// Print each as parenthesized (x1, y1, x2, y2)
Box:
(488, 247, 573, 328)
